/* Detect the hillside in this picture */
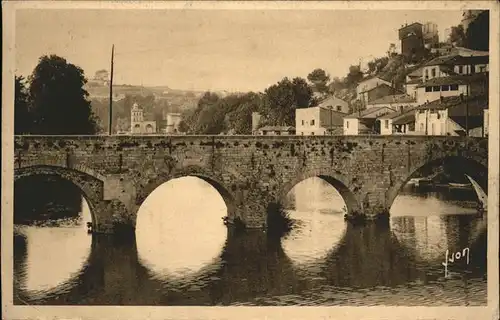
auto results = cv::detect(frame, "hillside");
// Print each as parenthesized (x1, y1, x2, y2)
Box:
(87, 83, 204, 133)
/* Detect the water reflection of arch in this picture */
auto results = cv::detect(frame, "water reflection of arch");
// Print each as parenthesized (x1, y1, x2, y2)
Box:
(280, 169, 360, 214)
(386, 156, 488, 211)
(14, 165, 103, 227)
(315, 223, 426, 288)
(136, 166, 238, 220)
(13, 228, 93, 304)
(390, 215, 487, 268)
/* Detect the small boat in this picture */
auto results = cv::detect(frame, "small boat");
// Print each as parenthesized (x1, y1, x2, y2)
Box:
(408, 177, 432, 187)
(465, 174, 487, 212)
(448, 182, 472, 189)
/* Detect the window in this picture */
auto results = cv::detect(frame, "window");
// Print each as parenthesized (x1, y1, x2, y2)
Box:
(276, 131, 281, 135)
(432, 86, 440, 92)
(458, 65, 463, 74)
(311, 132, 314, 136)
(301, 120, 304, 125)
(336, 106, 342, 111)
(346, 121, 349, 128)
(384, 120, 389, 129)
(450, 84, 459, 91)
(431, 68, 436, 78)
(442, 85, 450, 91)
(311, 119, 315, 125)
(301, 132, 304, 136)
(425, 86, 432, 92)
(425, 69, 429, 79)
(479, 66, 486, 72)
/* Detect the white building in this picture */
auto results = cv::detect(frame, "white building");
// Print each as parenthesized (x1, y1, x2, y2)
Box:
(422, 55, 489, 83)
(377, 107, 418, 135)
(296, 106, 346, 136)
(414, 95, 488, 137)
(316, 95, 350, 114)
(356, 75, 392, 99)
(416, 76, 470, 105)
(130, 103, 157, 134)
(165, 113, 182, 134)
(343, 106, 395, 135)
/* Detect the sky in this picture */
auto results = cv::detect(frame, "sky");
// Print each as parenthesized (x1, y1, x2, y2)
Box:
(16, 9, 463, 92)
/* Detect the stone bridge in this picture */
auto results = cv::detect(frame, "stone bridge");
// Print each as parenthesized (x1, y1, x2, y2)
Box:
(13, 135, 488, 233)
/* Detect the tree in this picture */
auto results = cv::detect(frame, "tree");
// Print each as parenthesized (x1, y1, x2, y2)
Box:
(448, 25, 466, 47)
(345, 65, 364, 86)
(28, 55, 99, 134)
(466, 11, 489, 51)
(307, 68, 330, 96)
(15, 76, 32, 134)
(264, 77, 313, 126)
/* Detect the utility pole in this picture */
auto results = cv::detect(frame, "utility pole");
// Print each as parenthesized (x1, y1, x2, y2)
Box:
(465, 83, 469, 136)
(108, 44, 115, 136)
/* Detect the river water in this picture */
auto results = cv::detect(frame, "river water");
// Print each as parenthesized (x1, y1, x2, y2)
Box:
(13, 177, 487, 306)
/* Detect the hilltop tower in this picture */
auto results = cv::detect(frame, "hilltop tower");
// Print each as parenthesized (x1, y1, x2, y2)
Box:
(131, 103, 144, 134)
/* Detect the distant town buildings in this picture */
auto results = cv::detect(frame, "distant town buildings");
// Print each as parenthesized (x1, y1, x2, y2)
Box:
(130, 103, 157, 134)
(295, 105, 346, 136)
(414, 95, 487, 137)
(164, 112, 182, 134)
(343, 107, 395, 135)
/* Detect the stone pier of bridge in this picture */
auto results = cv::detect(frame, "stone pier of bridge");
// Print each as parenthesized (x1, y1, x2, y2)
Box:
(13, 135, 488, 234)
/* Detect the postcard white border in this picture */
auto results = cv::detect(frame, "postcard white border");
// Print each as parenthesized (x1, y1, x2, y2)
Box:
(2, 1, 499, 320)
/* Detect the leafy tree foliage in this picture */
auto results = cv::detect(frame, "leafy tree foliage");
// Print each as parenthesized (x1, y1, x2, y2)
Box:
(448, 25, 466, 47)
(27, 55, 99, 134)
(307, 68, 330, 95)
(14, 76, 32, 134)
(466, 11, 489, 51)
(264, 77, 313, 126)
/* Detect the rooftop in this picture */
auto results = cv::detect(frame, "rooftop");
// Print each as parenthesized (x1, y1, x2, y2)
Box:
(417, 74, 488, 88)
(369, 94, 417, 105)
(358, 74, 392, 85)
(425, 54, 489, 67)
(344, 106, 395, 119)
(378, 106, 419, 120)
(417, 95, 488, 115)
(359, 83, 403, 94)
(392, 112, 416, 125)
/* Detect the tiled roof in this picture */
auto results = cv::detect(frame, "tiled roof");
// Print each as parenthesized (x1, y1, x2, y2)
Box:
(344, 106, 394, 119)
(317, 95, 347, 108)
(360, 83, 403, 94)
(369, 94, 417, 105)
(378, 106, 418, 120)
(417, 95, 488, 115)
(358, 74, 392, 85)
(425, 54, 489, 67)
(416, 74, 488, 88)
(406, 78, 423, 85)
(392, 113, 416, 125)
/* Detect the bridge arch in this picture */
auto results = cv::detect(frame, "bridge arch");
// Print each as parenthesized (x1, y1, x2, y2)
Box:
(14, 165, 104, 228)
(386, 155, 488, 210)
(279, 169, 361, 215)
(136, 166, 238, 220)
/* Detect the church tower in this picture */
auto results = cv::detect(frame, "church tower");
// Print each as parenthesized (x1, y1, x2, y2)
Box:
(131, 103, 144, 134)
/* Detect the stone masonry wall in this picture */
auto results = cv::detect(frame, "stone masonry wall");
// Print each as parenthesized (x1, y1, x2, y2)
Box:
(13, 135, 488, 233)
